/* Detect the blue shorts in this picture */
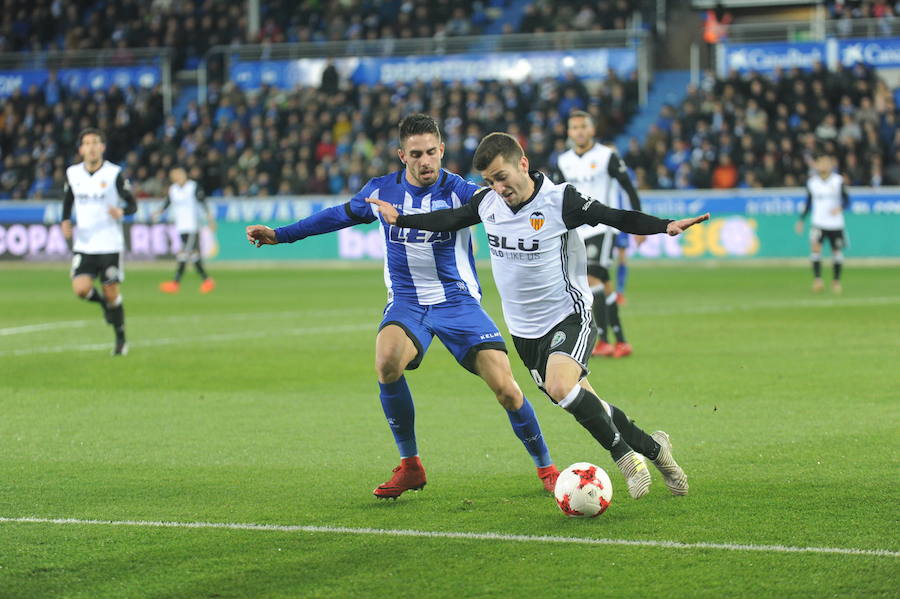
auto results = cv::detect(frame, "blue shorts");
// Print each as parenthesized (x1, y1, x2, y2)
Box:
(614, 231, 630, 249)
(379, 296, 507, 375)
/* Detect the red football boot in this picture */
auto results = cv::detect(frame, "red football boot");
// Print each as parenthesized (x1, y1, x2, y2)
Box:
(200, 278, 216, 294)
(159, 281, 180, 294)
(613, 342, 633, 358)
(592, 340, 615, 357)
(537, 465, 560, 493)
(373, 456, 427, 499)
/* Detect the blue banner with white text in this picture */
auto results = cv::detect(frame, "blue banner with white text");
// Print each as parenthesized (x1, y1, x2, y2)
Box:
(0, 65, 161, 98)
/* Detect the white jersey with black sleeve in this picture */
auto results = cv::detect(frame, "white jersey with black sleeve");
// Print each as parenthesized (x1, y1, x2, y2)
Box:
(163, 179, 207, 233)
(393, 172, 673, 339)
(805, 172, 847, 231)
(63, 161, 135, 254)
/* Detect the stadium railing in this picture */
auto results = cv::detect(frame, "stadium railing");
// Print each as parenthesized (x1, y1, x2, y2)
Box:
(0, 48, 174, 114)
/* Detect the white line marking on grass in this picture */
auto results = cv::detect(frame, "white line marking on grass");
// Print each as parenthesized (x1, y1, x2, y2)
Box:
(0, 323, 372, 357)
(1, 517, 897, 558)
(0, 320, 90, 336)
(631, 296, 900, 317)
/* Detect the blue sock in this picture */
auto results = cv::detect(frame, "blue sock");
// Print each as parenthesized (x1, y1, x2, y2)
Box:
(506, 397, 552, 468)
(616, 263, 628, 294)
(379, 376, 417, 458)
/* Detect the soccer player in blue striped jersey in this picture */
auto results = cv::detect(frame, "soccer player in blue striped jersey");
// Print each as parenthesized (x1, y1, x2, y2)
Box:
(246, 114, 559, 499)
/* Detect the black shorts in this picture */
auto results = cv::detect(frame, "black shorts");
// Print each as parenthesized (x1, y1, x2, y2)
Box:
(178, 231, 201, 260)
(584, 232, 616, 280)
(70, 252, 124, 284)
(512, 312, 596, 396)
(810, 228, 845, 251)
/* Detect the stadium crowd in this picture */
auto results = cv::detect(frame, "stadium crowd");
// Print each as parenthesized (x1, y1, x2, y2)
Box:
(625, 62, 900, 190)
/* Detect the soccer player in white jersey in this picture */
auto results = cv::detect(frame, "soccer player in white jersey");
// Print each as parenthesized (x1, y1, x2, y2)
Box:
(370, 133, 708, 500)
(246, 115, 561, 499)
(558, 112, 644, 358)
(61, 128, 137, 356)
(795, 150, 849, 293)
(155, 166, 216, 294)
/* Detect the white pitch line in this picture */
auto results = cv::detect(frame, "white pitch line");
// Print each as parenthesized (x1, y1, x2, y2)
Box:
(0, 323, 373, 357)
(0, 320, 90, 336)
(1, 516, 896, 558)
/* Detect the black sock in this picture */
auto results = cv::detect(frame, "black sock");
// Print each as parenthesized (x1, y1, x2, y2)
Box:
(811, 256, 821, 278)
(195, 259, 208, 280)
(610, 405, 660, 460)
(833, 261, 842, 281)
(108, 303, 125, 342)
(606, 294, 626, 343)
(563, 388, 631, 461)
(174, 261, 187, 282)
(84, 287, 107, 309)
(592, 287, 608, 343)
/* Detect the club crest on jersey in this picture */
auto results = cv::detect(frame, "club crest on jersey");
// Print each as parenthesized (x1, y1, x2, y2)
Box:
(529, 211, 545, 231)
(100, 181, 108, 189)
(431, 199, 450, 210)
(550, 331, 566, 348)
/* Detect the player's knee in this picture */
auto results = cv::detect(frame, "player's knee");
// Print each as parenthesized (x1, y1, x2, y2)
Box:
(544, 379, 571, 404)
(493, 379, 523, 410)
(375, 357, 404, 384)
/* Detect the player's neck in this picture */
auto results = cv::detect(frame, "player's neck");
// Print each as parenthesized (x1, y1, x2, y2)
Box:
(84, 159, 103, 174)
(574, 142, 595, 157)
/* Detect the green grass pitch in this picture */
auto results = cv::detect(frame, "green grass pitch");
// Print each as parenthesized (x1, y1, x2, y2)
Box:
(1, 261, 898, 598)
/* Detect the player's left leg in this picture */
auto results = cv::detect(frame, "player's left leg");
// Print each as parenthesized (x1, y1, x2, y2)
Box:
(579, 379, 687, 495)
(614, 233, 630, 305)
(472, 348, 558, 492)
(436, 299, 559, 491)
(830, 230, 844, 294)
(809, 229, 824, 292)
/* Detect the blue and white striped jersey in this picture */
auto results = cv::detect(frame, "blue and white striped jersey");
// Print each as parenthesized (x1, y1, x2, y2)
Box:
(275, 168, 482, 305)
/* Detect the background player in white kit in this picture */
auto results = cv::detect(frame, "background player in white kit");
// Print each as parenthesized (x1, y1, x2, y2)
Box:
(795, 150, 850, 294)
(154, 166, 216, 294)
(61, 128, 136, 356)
(370, 132, 708, 501)
(557, 112, 643, 358)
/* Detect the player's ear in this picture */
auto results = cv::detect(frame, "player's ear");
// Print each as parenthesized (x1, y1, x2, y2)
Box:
(520, 154, 529, 172)
(438, 142, 445, 158)
(397, 147, 406, 165)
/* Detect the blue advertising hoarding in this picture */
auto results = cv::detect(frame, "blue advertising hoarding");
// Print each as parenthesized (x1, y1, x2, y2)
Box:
(0, 65, 161, 98)
(231, 48, 637, 90)
(837, 37, 900, 68)
(718, 40, 827, 75)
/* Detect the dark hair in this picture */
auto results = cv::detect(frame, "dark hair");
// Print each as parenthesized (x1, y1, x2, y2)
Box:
(567, 110, 593, 125)
(473, 132, 524, 171)
(398, 113, 441, 146)
(78, 127, 106, 145)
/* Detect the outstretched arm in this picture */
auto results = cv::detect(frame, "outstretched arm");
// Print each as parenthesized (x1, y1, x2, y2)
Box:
(366, 196, 483, 231)
(562, 185, 707, 236)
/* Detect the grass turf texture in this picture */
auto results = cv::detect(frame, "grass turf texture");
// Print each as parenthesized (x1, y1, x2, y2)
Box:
(1, 262, 898, 598)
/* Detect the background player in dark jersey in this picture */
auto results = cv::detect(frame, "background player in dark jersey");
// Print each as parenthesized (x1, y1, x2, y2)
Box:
(61, 128, 136, 356)
(795, 150, 849, 293)
(370, 132, 707, 500)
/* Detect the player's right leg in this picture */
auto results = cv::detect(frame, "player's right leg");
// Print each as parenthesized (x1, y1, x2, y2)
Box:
(70, 254, 109, 319)
(829, 230, 844, 294)
(372, 304, 432, 499)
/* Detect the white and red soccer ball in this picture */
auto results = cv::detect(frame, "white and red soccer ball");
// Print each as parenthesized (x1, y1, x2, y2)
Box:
(554, 462, 613, 518)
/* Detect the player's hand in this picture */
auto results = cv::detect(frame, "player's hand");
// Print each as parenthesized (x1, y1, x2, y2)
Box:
(634, 234, 647, 246)
(830, 207, 841, 216)
(208, 220, 217, 233)
(365, 198, 399, 224)
(61, 219, 72, 240)
(666, 213, 709, 236)
(794, 220, 804, 235)
(246, 224, 277, 247)
(108, 206, 124, 220)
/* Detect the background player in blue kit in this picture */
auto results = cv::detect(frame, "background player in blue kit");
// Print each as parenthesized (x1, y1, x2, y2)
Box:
(246, 114, 560, 498)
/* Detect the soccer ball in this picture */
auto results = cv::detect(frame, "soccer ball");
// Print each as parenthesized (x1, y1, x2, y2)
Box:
(554, 462, 613, 518)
